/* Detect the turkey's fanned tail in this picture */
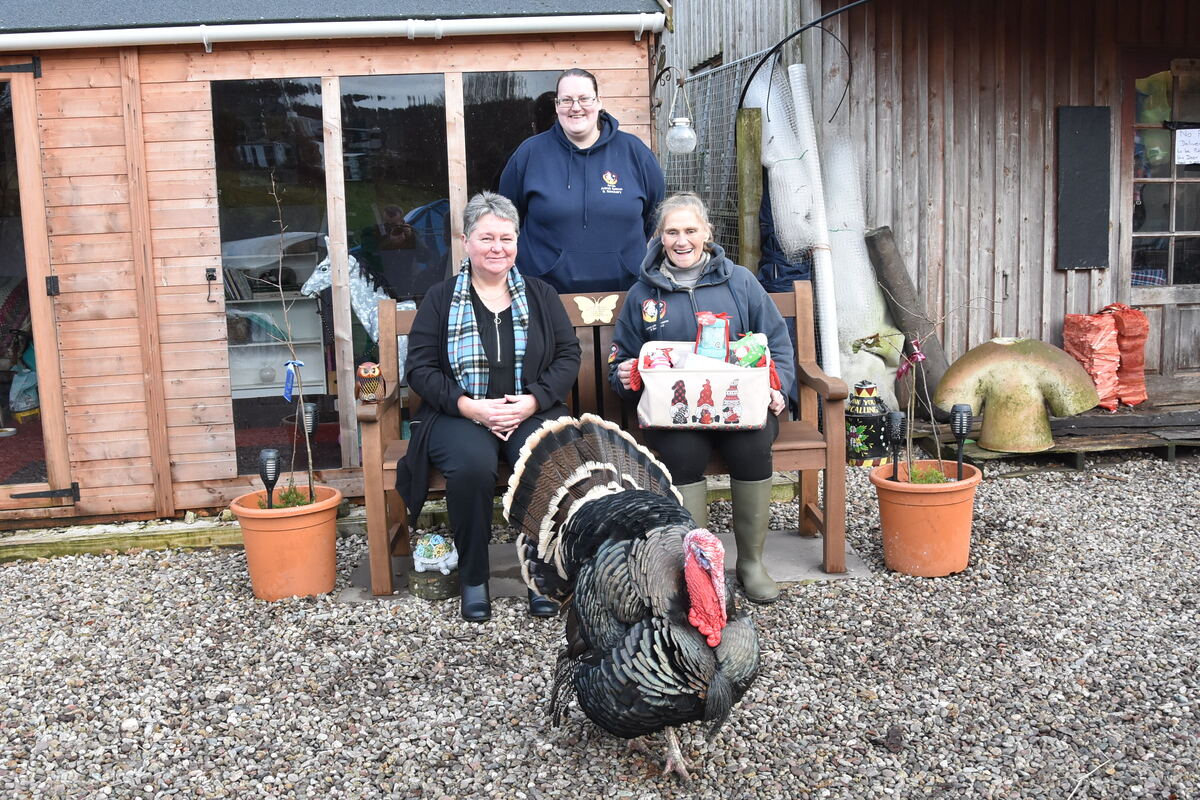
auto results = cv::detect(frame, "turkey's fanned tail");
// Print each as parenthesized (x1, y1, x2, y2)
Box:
(503, 413, 680, 597)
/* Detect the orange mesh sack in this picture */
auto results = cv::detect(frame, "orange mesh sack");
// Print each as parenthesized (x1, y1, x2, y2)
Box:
(1063, 312, 1119, 410)
(1102, 303, 1149, 407)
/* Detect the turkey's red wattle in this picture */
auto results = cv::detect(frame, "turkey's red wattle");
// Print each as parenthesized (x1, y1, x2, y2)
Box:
(684, 531, 727, 647)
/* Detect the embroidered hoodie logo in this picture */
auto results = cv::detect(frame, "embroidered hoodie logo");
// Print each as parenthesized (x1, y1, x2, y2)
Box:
(641, 298, 666, 325)
(600, 170, 623, 195)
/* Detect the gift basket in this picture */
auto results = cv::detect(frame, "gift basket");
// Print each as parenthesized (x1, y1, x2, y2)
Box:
(633, 313, 779, 430)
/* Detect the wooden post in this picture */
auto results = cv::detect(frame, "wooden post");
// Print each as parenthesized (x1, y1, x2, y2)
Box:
(444, 72, 467, 271)
(321, 76, 360, 468)
(121, 49, 175, 518)
(736, 107, 763, 272)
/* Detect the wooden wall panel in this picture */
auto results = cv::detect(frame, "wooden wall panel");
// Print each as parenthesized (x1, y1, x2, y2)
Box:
(37, 87, 123, 118)
(54, 261, 136, 293)
(138, 35, 649, 84)
(61, 375, 146, 406)
(38, 116, 125, 148)
(43, 175, 130, 207)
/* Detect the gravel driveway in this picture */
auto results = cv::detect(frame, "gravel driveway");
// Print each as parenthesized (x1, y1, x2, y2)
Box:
(1, 453, 1197, 799)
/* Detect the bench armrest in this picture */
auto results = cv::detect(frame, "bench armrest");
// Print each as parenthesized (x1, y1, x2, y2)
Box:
(796, 360, 849, 401)
(357, 383, 399, 423)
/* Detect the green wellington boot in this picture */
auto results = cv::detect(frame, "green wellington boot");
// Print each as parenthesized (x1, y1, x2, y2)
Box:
(676, 480, 709, 530)
(731, 476, 779, 604)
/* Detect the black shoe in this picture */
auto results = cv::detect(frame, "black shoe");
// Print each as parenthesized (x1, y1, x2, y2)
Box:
(460, 582, 491, 622)
(527, 588, 558, 618)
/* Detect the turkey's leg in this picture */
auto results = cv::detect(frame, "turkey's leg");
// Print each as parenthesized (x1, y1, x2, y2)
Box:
(661, 727, 692, 783)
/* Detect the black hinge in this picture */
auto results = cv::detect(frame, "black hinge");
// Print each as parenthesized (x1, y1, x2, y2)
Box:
(0, 57, 41, 78)
(12, 482, 80, 502)
(46, 275, 60, 296)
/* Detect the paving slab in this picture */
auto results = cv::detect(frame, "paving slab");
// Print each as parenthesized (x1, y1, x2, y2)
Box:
(335, 530, 869, 603)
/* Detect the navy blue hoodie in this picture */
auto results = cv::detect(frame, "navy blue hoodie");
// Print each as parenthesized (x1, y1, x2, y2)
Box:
(498, 112, 665, 293)
(608, 239, 796, 401)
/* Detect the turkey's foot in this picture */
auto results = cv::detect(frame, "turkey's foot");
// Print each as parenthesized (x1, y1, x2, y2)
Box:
(626, 737, 652, 756)
(661, 727, 692, 784)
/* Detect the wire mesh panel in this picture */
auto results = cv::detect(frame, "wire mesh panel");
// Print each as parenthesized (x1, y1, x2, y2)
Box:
(659, 52, 769, 264)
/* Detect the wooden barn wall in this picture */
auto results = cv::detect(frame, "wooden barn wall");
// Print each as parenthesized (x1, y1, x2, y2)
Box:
(664, 0, 1200, 362)
(30, 33, 654, 517)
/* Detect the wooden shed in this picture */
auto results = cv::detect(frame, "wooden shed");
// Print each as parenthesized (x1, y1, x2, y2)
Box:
(661, 0, 1200, 407)
(0, 2, 666, 524)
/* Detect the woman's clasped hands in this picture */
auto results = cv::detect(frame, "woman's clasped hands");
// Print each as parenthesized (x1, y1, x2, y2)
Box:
(458, 393, 537, 440)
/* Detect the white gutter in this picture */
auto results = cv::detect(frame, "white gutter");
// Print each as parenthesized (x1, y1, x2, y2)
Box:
(0, 14, 665, 53)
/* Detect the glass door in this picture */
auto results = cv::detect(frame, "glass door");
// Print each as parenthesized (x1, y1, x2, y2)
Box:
(1128, 55, 1200, 405)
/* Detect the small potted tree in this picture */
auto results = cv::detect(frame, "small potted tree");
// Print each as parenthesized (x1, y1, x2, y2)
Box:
(228, 179, 342, 601)
(853, 331, 983, 577)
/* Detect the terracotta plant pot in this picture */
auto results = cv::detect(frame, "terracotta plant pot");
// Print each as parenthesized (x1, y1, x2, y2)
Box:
(867, 460, 982, 577)
(229, 485, 342, 601)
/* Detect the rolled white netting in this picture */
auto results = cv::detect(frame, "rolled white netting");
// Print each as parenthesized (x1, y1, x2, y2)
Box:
(744, 58, 840, 376)
(822, 139, 903, 409)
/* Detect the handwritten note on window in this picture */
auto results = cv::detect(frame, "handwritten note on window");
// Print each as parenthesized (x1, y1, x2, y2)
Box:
(1176, 128, 1200, 165)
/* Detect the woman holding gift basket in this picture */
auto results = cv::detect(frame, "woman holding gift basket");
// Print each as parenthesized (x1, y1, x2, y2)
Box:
(609, 192, 794, 604)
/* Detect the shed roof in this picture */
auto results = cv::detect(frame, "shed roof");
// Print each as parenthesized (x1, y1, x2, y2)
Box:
(0, 1, 664, 34)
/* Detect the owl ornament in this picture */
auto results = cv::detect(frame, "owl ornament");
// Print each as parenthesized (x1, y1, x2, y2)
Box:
(412, 533, 458, 575)
(355, 361, 384, 402)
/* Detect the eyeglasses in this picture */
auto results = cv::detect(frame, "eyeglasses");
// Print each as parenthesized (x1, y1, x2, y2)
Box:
(555, 95, 597, 109)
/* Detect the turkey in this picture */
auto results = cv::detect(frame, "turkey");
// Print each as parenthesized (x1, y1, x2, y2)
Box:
(502, 413, 761, 781)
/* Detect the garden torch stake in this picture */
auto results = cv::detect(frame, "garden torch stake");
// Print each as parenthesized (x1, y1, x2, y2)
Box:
(951, 404, 972, 481)
(259, 448, 280, 509)
(886, 411, 906, 482)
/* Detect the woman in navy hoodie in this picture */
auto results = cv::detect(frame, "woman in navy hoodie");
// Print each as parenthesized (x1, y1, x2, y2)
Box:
(499, 68, 665, 292)
(608, 193, 794, 604)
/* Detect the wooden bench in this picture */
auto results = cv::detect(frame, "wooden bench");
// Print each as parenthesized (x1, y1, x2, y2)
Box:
(357, 281, 848, 595)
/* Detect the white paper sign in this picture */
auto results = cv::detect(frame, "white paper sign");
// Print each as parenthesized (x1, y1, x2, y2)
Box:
(1176, 128, 1200, 165)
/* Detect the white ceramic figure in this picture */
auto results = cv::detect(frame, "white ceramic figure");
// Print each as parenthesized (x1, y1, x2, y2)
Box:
(412, 533, 459, 575)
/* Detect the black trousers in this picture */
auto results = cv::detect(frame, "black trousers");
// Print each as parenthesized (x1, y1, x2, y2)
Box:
(643, 413, 779, 486)
(425, 408, 565, 585)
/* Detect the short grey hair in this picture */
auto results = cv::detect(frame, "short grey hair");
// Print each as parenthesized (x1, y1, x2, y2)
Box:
(463, 191, 520, 238)
(653, 192, 712, 237)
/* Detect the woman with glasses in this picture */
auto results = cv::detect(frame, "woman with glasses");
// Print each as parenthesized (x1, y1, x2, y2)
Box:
(499, 68, 665, 293)
(396, 192, 582, 622)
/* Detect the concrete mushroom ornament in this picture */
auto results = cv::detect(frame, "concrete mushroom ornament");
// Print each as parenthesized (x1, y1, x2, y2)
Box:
(933, 338, 1100, 453)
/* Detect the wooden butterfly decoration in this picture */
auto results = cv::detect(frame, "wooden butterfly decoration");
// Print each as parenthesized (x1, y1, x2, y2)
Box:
(573, 294, 619, 325)
(355, 361, 384, 403)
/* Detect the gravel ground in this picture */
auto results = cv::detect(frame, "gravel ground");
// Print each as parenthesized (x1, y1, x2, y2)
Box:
(1, 452, 1198, 799)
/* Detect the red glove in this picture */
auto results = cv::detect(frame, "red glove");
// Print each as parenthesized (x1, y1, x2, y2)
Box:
(768, 359, 782, 391)
(629, 361, 642, 391)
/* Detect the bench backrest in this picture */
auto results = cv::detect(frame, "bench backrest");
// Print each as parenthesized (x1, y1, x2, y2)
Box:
(375, 280, 819, 428)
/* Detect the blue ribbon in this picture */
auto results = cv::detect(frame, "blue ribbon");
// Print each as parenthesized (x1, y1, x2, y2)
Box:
(283, 359, 304, 402)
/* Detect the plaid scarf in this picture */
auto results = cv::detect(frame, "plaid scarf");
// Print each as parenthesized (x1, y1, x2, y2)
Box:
(447, 260, 529, 398)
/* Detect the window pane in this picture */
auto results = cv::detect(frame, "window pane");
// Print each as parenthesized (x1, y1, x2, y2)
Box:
(1135, 70, 1172, 125)
(1175, 237, 1200, 284)
(341, 75, 450, 304)
(1177, 75, 1200, 177)
(1134, 182, 1171, 232)
(1131, 237, 1169, 286)
(212, 78, 341, 475)
(463, 70, 559, 196)
(1178, 74, 1200, 120)
(1134, 129, 1172, 178)
(1177, 184, 1200, 232)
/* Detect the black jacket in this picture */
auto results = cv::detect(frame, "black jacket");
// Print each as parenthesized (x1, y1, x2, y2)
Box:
(395, 273, 581, 518)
